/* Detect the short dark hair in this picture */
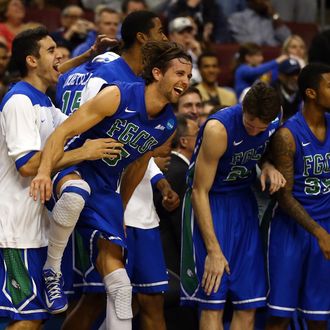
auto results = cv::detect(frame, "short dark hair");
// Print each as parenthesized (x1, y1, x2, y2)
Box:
(175, 86, 202, 111)
(237, 42, 261, 65)
(9, 26, 49, 77)
(180, 86, 202, 100)
(242, 82, 281, 123)
(172, 114, 189, 148)
(121, 10, 158, 50)
(141, 41, 192, 85)
(197, 51, 218, 68)
(298, 62, 330, 101)
(121, 0, 147, 14)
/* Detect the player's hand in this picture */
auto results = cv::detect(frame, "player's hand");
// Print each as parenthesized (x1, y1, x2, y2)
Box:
(260, 162, 286, 194)
(30, 173, 52, 203)
(90, 34, 119, 55)
(162, 187, 180, 212)
(82, 138, 123, 160)
(202, 251, 230, 296)
(317, 232, 330, 260)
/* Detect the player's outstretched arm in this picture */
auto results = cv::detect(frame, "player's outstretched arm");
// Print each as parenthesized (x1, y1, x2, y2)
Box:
(30, 85, 121, 203)
(22, 138, 123, 178)
(192, 120, 230, 296)
(271, 127, 330, 260)
(58, 34, 118, 74)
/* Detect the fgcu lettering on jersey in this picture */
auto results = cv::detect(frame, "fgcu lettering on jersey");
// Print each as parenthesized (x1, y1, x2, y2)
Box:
(281, 111, 330, 222)
(67, 81, 176, 190)
(187, 104, 280, 193)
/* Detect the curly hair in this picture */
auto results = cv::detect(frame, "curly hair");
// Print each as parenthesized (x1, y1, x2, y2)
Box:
(141, 40, 192, 85)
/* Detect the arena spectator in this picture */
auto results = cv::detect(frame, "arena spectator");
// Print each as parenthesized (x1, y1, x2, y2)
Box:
(271, 0, 317, 23)
(0, 0, 25, 50)
(72, 6, 120, 57)
(228, 0, 291, 46)
(168, 16, 202, 84)
(166, 0, 231, 43)
(271, 57, 302, 121)
(196, 51, 237, 106)
(175, 86, 203, 123)
(51, 5, 94, 52)
(234, 42, 287, 99)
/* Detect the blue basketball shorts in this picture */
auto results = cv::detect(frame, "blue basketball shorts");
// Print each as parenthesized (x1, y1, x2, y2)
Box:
(181, 189, 267, 310)
(0, 247, 50, 321)
(126, 226, 168, 294)
(53, 166, 126, 294)
(268, 212, 330, 321)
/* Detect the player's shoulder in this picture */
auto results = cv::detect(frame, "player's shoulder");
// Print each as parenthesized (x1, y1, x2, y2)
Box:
(1, 81, 50, 110)
(93, 56, 122, 78)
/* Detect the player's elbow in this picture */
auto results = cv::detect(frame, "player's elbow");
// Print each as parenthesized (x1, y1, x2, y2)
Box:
(18, 164, 37, 177)
(191, 186, 206, 204)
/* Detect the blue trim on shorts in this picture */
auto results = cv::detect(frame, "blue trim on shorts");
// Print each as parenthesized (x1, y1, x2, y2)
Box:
(15, 151, 38, 170)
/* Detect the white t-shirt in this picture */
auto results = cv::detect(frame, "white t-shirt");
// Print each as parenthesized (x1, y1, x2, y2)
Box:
(0, 81, 67, 248)
(124, 157, 164, 229)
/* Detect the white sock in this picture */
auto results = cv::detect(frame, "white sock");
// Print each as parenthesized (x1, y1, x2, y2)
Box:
(44, 180, 90, 273)
(103, 268, 132, 330)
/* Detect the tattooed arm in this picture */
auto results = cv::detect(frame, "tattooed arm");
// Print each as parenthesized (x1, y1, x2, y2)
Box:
(271, 127, 330, 259)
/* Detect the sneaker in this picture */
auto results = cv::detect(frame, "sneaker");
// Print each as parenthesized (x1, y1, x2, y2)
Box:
(43, 268, 68, 314)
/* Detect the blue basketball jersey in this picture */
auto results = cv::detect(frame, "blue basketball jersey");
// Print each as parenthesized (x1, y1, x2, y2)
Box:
(188, 104, 281, 193)
(91, 57, 144, 85)
(68, 81, 176, 190)
(281, 111, 330, 222)
(56, 61, 100, 115)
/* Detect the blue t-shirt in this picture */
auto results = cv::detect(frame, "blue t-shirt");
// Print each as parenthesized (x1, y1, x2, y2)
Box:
(235, 60, 278, 98)
(188, 104, 280, 193)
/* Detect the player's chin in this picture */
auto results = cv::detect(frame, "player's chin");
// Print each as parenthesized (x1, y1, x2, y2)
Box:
(170, 91, 181, 103)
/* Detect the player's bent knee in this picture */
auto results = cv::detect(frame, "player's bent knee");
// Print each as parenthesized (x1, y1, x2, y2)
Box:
(53, 180, 91, 227)
(104, 268, 133, 320)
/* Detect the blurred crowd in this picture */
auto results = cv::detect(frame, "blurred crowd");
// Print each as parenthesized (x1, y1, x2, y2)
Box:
(0, 0, 325, 112)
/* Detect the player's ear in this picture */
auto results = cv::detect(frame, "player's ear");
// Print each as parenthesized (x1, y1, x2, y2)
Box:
(26, 55, 37, 69)
(305, 88, 316, 100)
(152, 67, 162, 81)
(179, 136, 187, 148)
(136, 32, 148, 44)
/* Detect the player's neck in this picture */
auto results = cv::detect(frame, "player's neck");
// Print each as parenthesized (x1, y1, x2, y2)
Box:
(121, 47, 143, 75)
(302, 104, 326, 128)
(22, 74, 48, 94)
(145, 84, 167, 118)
